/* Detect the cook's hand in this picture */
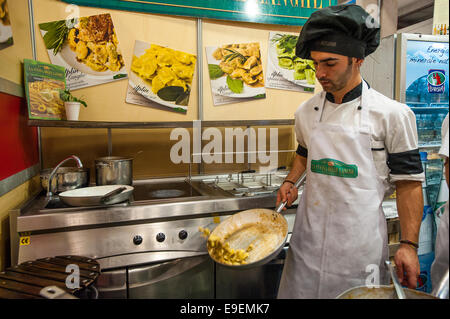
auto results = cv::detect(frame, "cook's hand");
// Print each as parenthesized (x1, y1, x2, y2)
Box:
(276, 182, 298, 211)
(394, 244, 420, 289)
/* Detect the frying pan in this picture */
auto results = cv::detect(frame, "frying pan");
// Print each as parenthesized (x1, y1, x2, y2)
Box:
(59, 185, 133, 206)
(206, 172, 306, 269)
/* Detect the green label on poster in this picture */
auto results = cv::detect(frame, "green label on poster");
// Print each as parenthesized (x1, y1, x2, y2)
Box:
(61, 0, 337, 26)
(311, 158, 358, 178)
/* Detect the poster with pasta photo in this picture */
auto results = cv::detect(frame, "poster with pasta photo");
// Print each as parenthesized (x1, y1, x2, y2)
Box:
(0, 0, 13, 50)
(24, 59, 67, 120)
(206, 43, 266, 106)
(266, 32, 315, 93)
(126, 40, 196, 113)
(39, 13, 127, 90)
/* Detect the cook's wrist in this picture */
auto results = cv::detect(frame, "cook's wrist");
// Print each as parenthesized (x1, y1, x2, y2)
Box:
(283, 179, 296, 186)
(399, 239, 419, 252)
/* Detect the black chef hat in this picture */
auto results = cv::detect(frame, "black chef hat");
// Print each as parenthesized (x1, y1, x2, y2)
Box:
(295, 4, 380, 59)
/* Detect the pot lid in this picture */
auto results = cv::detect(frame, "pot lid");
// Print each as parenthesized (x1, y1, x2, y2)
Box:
(95, 156, 133, 162)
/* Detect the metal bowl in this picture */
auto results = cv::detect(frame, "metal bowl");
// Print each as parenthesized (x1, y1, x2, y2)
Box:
(336, 285, 438, 299)
(40, 167, 90, 193)
(207, 208, 288, 270)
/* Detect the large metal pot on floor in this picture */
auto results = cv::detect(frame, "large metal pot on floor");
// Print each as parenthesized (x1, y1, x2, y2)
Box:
(336, 285, 439, 299)
(95, 156, 133, 186)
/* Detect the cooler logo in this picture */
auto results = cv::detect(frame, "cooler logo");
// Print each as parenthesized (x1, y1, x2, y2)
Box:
(310, 158, 358, 178)
(427, 69, 446, 94)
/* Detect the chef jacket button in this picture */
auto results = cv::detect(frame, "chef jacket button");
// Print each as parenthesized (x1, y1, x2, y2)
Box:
(357, 106, 362, 110)
(314, 107, 319, 111)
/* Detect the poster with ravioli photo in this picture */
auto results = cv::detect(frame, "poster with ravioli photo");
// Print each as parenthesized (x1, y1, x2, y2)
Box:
(126, 40, 196, 113)
(0, 0, 13, 50)
(266, 32, 315, 93)
(206, 43, 266, 106)
(39, 13, 128, 90)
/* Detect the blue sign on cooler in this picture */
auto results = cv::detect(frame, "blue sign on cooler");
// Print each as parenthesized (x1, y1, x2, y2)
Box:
(427, 69, 446, 94)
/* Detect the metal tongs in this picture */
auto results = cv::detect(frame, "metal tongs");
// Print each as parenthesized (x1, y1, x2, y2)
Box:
(385, 260, 406, 299)
(275, 172, 307, 213)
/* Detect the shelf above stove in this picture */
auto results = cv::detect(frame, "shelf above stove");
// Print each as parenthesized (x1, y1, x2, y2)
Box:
(28, 119, 295, 129)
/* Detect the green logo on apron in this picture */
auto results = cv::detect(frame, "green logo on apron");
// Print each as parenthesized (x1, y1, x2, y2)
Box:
(311, 158, 358, 178)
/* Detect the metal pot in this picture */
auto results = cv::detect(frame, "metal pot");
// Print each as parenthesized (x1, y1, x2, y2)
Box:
(95, 156, 133, 186)
(336, 285, 439, 299)
(41, 167, 90, 193)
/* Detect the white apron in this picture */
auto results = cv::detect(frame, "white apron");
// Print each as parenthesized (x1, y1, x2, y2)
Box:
(278, 83, 389, 299)
(431, 201, 449, 289)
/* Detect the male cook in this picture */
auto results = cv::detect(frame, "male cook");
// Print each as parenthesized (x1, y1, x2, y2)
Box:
(431, 113, 449, 291)
(276, 4, 425, 299)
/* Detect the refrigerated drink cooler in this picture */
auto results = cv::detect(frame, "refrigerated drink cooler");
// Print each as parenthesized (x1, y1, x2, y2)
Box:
(363, 33, 449, 148)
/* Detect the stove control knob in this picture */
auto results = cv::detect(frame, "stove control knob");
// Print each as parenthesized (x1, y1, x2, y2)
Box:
(178, 230, 188, 240)
(156, 233, 165, 242)
(133, 235, 143, 245)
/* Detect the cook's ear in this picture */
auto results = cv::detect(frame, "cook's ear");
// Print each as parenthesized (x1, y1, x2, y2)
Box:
(356, 58, 364, 66)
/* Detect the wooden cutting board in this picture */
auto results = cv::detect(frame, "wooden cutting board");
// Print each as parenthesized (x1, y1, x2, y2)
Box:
(0, 255, 100, 299)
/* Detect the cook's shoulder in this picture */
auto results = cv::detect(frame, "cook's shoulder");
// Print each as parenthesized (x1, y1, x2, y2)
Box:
(294, 92, 324, 118)
(368, 88, 412, 117)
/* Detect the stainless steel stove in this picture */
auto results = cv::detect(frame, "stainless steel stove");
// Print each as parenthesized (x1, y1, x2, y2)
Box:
(9, 168, 400, 299)
(9, 170, 300, 299)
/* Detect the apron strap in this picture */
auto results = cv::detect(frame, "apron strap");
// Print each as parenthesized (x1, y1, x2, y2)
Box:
(359, 81, 371, 135)
(314, 81, 371, 135)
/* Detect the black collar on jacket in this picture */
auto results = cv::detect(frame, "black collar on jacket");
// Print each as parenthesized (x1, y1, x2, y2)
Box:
(325, 80, 370, 103)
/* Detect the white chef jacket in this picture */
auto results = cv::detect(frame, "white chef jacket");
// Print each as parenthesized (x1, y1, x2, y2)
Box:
(294, 85, 425, 197)
(439, 114, 449, 161)
(431, 113, 449, 290)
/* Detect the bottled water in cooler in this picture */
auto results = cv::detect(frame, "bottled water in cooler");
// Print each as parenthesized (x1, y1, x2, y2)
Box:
(416, 111, 448, 146)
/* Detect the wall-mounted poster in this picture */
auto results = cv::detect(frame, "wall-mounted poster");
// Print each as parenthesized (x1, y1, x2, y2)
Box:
(0, 0, 13, 50)
(266, 32, 315, 93)
(206, 43, 266, 106)
(126, 40, 196, 113)
(39, 13, 127, 90)
(24, 59, 67, 120)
